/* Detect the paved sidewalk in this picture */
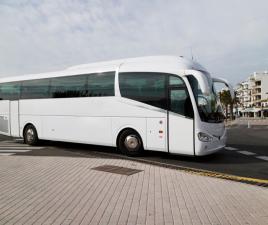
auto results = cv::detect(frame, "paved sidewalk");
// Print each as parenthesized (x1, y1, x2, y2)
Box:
(225, 118, 268, 127)
(0, 155, 267, 225)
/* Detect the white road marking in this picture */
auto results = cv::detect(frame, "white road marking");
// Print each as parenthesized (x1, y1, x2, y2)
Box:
(0, 141, 44, 156)
(0, 150, 31, 153)
(225, 147, 238, 151)
(0, 146, 44, 150)
(0, 140, 15, 143)
(1, 140, 24, 144)
(237, 151, 256, 156)
(0, 145, 31, 147)
(15, 139, 23, 141)
(0, 153, 15, 156)
(255, 156, 268, 161)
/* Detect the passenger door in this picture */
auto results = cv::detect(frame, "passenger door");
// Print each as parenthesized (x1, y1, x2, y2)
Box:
(168, 80, 194, 155)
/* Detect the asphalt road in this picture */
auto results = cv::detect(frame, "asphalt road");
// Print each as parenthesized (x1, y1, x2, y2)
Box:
(0, 124, 267, 182)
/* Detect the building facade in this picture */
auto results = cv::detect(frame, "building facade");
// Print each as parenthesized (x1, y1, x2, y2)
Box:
(236, 71, 268, 117)
(236, 81, 251, 108)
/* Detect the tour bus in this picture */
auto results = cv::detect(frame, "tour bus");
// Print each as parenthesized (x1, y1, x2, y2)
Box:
(0, 56, 234, 156)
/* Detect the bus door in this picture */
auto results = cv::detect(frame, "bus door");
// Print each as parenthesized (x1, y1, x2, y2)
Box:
(10, 101, 20, 137)
(168, 87, 194, 155)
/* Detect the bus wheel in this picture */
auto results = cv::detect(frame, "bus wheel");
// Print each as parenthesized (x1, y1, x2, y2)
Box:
(23, 125, 39, 146)
(118, 129, 143, 156)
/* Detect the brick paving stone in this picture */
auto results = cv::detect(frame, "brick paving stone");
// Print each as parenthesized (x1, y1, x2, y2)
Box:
(0, 155, 267, 225)
(125, 165, 144, 225)
(136, 164, 150, 225)
(155, 167, 165, 225)
(0, 159, 72, 222)
(4, 160, 85, 224)
(25, 160, 102, 225)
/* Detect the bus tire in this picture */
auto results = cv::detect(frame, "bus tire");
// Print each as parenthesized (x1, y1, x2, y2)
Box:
(118, 129, 143, 156)
(23, 124, 39, 146)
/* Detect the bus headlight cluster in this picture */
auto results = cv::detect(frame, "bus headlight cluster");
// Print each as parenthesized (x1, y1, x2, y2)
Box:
(198, 132, 213, 142)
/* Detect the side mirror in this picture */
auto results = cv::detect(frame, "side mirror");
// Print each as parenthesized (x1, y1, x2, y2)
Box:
(184, 70, 211, 96)
(198, 96, 209, 106)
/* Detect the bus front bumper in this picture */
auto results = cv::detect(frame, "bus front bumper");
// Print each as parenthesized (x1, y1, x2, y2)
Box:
(195, 128, 227, 156)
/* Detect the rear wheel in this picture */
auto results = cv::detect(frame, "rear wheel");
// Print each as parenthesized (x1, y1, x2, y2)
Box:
(23, 125, 39, 145)
(118, 129, 143, 156)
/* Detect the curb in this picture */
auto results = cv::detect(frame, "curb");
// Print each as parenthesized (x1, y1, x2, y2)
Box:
(88, 150, 268, 188)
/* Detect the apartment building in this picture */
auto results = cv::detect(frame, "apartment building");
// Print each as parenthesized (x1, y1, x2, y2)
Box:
(250, 71, 268, 108)
(236, 71, 268, 117)
(236, 81, 251, 108)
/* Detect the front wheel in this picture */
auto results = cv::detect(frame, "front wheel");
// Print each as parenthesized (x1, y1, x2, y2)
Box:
(23, 125, 39, 145)
(118, 130, 143, 156)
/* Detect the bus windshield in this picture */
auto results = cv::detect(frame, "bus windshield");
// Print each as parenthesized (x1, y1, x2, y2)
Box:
(187, 74, 225, 123)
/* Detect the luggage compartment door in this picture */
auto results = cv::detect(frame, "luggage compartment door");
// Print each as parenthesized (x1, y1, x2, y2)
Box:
(0, 100, 10, 135)
(146, 117, 167, 151)
(10, 101, 20, 137)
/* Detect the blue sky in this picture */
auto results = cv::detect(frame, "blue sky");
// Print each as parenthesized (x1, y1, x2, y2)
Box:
(0, 0, 268, 84)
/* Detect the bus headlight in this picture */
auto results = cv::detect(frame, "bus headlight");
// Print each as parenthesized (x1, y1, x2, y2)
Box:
(198, 132, 213, 142)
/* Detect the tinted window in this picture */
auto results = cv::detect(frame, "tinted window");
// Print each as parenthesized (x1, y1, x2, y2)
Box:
(169, 76, 185, 86)
(119, 72, 167, 109)
(0, 82, 21, 100)
(187, 75, 202, 98)
(21, 79, 50, 99)
(87, 72, 115, 97)
(0, 72, 115, 100)
(169, 89, 193, 118)
(50, 75, 87, 98)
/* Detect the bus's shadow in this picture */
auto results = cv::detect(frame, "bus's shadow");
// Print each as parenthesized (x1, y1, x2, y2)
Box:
(23, 139, 263, 167)
(37, 139, 214, 161)
(9, 137, 268, 181)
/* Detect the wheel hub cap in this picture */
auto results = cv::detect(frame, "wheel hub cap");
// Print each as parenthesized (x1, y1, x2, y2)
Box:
(26, 129, 34, 142)
(124, 135, 139, 151)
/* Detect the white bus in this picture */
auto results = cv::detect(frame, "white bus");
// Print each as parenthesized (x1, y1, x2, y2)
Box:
(0, 56, 233, 156)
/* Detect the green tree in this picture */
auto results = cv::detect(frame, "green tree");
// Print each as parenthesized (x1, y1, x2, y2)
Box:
(219, 90, 240, 120)
(219, 90, 233, 120)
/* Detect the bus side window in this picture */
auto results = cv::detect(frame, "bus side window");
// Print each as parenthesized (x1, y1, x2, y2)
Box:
(169, 89, 194, 118)
(0, 82, 21, 100)
(119, 72, 167, 110)
(168, 75, 193, 118)
(50, 75, 87, 98)
(21, 79, 50, 99)
(169, 76, 185, 86)
(87, 72, 115, 97)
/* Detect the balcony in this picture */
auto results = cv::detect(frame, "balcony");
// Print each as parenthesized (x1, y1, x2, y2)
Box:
(252, 88, 261, 95)
(251, 81, 262, 88)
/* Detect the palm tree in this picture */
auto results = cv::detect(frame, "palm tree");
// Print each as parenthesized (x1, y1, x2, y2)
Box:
(219, 90, 232, 119)
(220, 90, 239, 119)
(219, 90, 239, 120)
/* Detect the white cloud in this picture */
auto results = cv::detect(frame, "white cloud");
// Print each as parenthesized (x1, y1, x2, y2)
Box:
(0, 0, 268, 84)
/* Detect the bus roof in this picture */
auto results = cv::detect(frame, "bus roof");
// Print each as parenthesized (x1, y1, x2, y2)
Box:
(0, 55, 208, 83)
